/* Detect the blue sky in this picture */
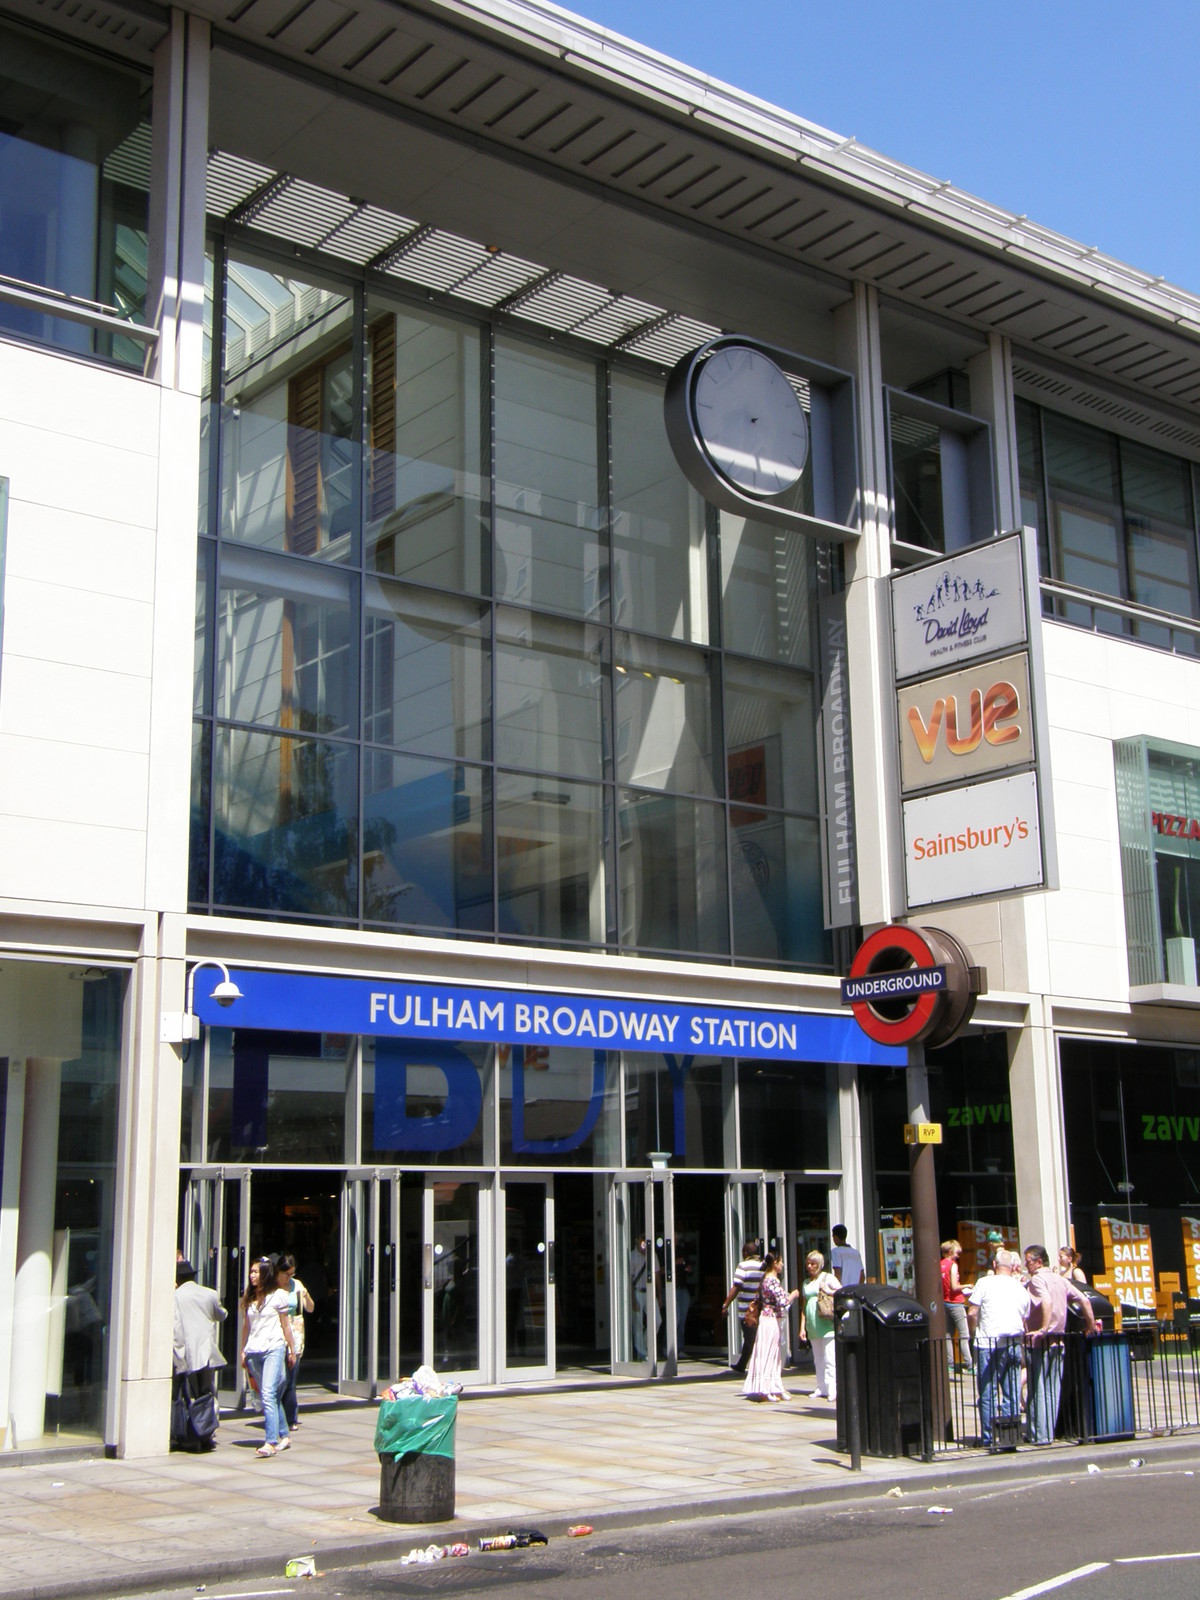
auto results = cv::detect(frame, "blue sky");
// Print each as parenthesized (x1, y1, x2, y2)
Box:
(570, 1, 1200, 296)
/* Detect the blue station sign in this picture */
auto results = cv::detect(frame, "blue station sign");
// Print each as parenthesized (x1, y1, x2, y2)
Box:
(194, 970, 905, 1067)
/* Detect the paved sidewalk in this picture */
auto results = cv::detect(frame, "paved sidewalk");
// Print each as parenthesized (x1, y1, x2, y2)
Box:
(0, 1372, 1194, 1600)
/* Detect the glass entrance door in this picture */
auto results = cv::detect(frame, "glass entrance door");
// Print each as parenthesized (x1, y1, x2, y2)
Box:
(181, 1167, 249, 1400)
(340, 1169, 400, 1397)
(609, 1171, 676, 1377)
(500, 1178, 554, 1380)
(427, 1176, 484, 1382)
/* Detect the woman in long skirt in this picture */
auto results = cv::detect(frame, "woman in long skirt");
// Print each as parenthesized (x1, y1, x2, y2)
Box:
(742, 1251, 798, 1401)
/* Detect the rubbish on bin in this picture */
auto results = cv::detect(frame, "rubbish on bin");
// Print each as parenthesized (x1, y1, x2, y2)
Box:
(381, 1366, 465, 1401)
(1129, 1458, 1145, 1468)
(568, 1525, 594, 1538)
(447, 1543, 470, 1558)
(509, 1530, 548, 1547)
(1087, 1464, 1101, 1475)
(885, 1487, 904, 1498)
(479, 1535, 519, 1551)
(284, 1556, 317, 1578)
(927, 1507, 953, 1516)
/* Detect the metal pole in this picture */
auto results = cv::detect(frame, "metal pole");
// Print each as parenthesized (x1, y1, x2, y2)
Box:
(845, 1343, 862, 1472)
(908, 1045, 951, 1443)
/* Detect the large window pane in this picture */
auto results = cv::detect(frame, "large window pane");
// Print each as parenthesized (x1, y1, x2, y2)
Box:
(1045, 413, 1120, 504)
(212, 727, 358, 919)
(495, 609, 606, 781)
(190, 720, 211, 906)
(719, 513, 814, 666)
(207, 1029, 347, 1162)
(0, 25, 148, 366)
(614, 634, 718, 797)
(494, 337, 604, 619)
(499, 1045, 620, 1166)
(890, 412, 944, 550)
(362, 1039, 488, 1165)
(730, 810, 829, 968)
(366, 302, 488, 593)
(610, 369, 708, 642)
(220, 259, 355, 562)
(618, 790, 728, 956)
(624, 1053, 726, 1167)
(723, 657, 817, 815)
(363, 753, 491, 933)
(364, 581, 490, 761)
(497, 772, 609, 945)
(217, 548, 354, 735)
(738, 1061, 829, 1169)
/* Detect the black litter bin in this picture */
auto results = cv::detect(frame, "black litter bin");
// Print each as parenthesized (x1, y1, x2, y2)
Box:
(835, 1283, 930, 1460)
(374, 1395, 457, 1522)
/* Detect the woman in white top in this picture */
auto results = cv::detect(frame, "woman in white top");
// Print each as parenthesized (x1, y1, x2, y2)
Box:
(241, 1257, 297, 1458)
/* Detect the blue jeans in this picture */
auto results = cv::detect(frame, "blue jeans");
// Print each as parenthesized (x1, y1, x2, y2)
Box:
(246, 1348, 289, 1446)
(975, 1336, 1021, 1444)
(1026, 1338, 1065, 1444)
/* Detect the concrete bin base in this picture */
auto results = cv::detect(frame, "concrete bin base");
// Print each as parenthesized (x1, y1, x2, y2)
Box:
(377, 1451, 456, 1522)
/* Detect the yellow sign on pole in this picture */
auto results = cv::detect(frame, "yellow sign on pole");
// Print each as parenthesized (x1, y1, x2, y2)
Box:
(904, 1122, 943, 1144)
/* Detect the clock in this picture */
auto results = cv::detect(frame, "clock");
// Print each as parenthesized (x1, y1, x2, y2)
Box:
(664, 336, 809, 507)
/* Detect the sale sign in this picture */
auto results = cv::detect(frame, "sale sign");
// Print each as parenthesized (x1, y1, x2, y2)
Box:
(1099, 1216, 1156, 1309)
(1183, 1218, 1200, 1299)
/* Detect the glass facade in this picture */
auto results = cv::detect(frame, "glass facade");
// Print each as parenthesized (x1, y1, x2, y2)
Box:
(0, 962, 127, 1449)
(0, 23, 150, 366)
(192, 244, 830, 969)
(1018, 398, 1200, 650)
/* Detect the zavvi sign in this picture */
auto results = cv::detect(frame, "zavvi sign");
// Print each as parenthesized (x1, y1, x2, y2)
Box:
(841, 924, 985, 1048)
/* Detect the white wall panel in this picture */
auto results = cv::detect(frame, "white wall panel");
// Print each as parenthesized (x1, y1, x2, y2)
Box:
(4, 578, 153, 678)
(5, 502, 156, 604)
(0, 341, 160, 456)
(0, 736, 149, 832)
(0, 815, 145, 908)
(0, 656, 151, 752)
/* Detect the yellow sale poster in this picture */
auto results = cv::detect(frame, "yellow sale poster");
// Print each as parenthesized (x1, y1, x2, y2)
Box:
(957, 1220, 1018, 1280)
(1099, 1216, 1155, 1309)
(1182, 1218, 1200, 1299)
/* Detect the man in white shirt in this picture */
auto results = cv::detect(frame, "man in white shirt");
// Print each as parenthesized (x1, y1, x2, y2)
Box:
(830, 1226, 864, 1286)
(968, 1249, 1030, 1446)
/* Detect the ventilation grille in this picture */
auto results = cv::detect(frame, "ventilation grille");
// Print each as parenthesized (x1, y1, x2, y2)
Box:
(1013, 359, 1200, 458)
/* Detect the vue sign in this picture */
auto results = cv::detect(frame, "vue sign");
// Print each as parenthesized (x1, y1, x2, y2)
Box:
(898, 652, 1032, 795)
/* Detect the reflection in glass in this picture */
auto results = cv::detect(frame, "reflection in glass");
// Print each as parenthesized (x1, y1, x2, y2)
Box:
(366, 302, 488, 592)
(723, 658, 817, 815)
(189, 721, 211, 906)
(364, 581, 490, 761)
(220, 260, 355, 562)
(730, 810, 829, 968)
(0, 965, 125, 1448)
(618, 789, 729, 956)
(363, 754, 491, 933)
(497, 772, 610, 945)
(614, 635, 717, 797)
(610, 369, 708, 642)
(624, 1053, 726, 1167)
(206, 1029, 347, 1162)
(494, 337, 604, 618)
(217, 547, 354, 735)
(499, 1045, 619, 1166)
(495, 609, 607, 781)
(719, 513, 814, 666)
(194, 542, 212, 717)
(212, 726, 358, 919)
(0, 26, 148, 365)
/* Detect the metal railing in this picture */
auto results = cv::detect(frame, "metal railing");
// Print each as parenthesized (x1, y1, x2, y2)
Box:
(923, 1326, 1200, 1454)
(0, 273, 158, 348)
(1040, 578, 1200, 656)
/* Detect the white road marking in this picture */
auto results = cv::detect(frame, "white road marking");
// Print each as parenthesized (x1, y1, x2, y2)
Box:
(1115, 1551, 1200, 1563)
(996, 1563, 1109, 1600)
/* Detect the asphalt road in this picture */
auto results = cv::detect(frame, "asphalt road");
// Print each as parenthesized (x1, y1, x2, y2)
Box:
(113, 1457, 1200, 1600)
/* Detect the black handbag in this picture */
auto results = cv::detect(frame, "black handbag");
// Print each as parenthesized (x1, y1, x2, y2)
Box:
(187, 1383, 220, 1441)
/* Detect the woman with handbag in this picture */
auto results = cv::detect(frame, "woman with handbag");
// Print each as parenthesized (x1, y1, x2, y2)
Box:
(741, 1251, 798, 1401)
(241, 1257, 298, 1458)
(799, 1251, 840, 1402)
(276, 1254, 315, 1431)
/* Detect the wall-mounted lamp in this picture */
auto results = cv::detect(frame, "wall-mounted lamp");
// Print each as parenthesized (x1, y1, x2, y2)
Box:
(161, 959, 243, 1044)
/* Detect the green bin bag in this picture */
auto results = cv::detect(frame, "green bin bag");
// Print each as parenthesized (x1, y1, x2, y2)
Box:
(374, 1395, 458, 1460)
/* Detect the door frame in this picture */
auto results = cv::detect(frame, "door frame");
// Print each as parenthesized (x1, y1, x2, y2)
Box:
(182, 1165, 250, 1402)
(608, 1170, 676, 1378)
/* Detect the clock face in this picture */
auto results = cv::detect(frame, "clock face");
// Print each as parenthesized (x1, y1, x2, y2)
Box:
(692, 345, 809, 497)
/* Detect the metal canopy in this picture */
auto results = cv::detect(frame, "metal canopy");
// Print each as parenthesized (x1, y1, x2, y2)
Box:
(8, 0, 1200, 421)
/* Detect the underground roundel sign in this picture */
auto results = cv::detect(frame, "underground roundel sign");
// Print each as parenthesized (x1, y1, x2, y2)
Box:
(840, 925, 981, 1049)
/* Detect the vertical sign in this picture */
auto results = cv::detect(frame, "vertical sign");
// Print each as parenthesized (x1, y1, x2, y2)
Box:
(819, 588, 858, 928)
(1183, 1217, 1200, 1299)
(1099, 1216, 1156, 1309)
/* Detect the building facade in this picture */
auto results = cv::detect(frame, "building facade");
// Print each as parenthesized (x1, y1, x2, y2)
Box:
(1, 0, 1199, 1455)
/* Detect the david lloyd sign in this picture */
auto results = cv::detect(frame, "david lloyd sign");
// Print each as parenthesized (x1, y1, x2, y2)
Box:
(891, 534, 1027, 683)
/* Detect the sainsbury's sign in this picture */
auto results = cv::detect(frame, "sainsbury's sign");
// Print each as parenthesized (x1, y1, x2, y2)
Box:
(903, 771, 1043, 908)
